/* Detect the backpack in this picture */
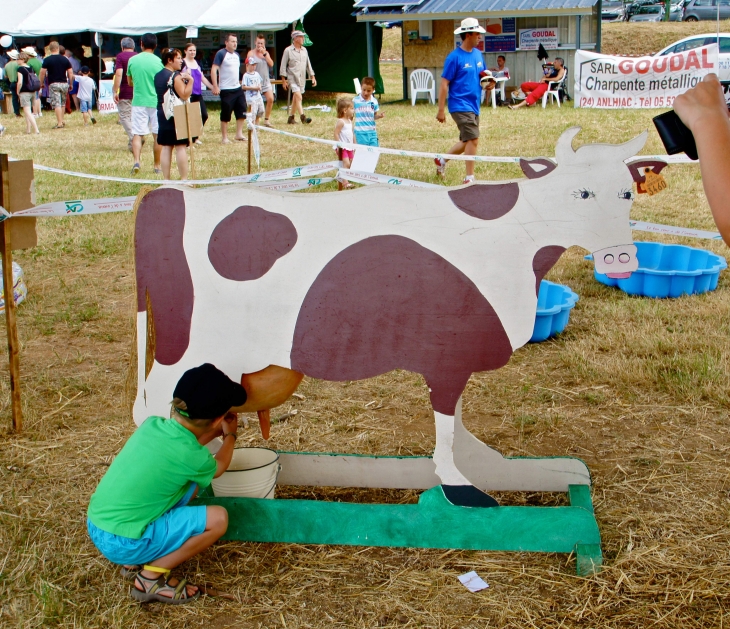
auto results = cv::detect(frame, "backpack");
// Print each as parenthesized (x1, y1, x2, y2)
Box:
(23, 67, 41, 92)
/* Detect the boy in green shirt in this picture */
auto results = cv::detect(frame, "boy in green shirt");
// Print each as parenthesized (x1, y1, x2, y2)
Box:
(87, 363, 245, 604)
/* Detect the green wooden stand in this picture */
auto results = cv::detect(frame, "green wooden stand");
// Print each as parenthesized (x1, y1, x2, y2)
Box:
(198, 453, 602, 576)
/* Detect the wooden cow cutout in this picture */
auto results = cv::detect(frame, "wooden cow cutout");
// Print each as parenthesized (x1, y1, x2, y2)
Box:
(134, 127, 649, 506)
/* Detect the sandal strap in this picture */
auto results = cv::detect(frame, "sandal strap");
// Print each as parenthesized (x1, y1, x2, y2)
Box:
(172, 578, 188, 600)
(143, 564, 171, 576)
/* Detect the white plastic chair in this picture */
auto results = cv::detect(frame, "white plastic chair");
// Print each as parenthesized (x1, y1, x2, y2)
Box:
(103, 59, 115, 74)
(481, 77, 508, 108)
(542, 74, 566, 108)
(353, 77, 361, 94)
(410, 69, 435, 105)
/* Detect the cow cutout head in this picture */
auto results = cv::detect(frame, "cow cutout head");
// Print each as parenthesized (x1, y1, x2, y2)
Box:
(520, 126, 647, 280)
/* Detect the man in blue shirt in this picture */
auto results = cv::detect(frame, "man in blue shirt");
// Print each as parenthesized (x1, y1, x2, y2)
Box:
(435, 18, 486, 184)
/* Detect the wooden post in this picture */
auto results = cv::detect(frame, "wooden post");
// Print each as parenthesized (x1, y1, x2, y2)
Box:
(185, 102, 196, 184)
(248, 126, 252, 174)
(0, 155, 22, 431)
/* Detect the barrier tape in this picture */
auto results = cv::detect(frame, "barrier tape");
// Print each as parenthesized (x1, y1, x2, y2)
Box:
(30, 160, 341, 186)
(630, 220, 722, 240)
(338, 169, 440, 189)
(251, 124, 696, 165)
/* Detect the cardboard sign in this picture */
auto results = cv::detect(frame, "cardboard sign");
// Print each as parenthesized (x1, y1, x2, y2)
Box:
(98, 80, 118, 115)
(174, 101, 203, 140)
(575, 45, 719, 108)
(5, 160, 37, 250)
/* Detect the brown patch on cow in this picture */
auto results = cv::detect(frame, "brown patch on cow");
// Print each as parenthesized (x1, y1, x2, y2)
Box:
(448, 183, 520, 221)
(290, 236, 513, 415)
(135, 188, 193, 366)
(532, 246, 566, 295)
(520, 158, 557, 179)
(208, 206, 298, 281)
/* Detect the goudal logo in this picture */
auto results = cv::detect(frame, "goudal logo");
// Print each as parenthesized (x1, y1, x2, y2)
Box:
(575, 45, 719, 109)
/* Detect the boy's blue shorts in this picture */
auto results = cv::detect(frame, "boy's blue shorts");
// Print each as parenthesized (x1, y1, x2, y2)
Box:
(87, 484, 207, 565)
(356, 131, 379, 147)
(80, 100, 92, 113)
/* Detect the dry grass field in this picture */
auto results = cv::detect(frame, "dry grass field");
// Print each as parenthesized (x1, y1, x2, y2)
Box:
(0, 25, 729, 628)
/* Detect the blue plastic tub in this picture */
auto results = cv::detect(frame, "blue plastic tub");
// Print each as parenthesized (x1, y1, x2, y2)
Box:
(591, 241, 727, 298)
(530, 280, 580, 343)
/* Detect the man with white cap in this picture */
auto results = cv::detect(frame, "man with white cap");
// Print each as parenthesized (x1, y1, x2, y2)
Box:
(279, 30, 316, 125)
(435, 17, 486, 184)
(5, 50, 20, 117)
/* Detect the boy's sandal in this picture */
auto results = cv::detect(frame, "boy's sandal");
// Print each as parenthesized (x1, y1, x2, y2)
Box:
(120, 565, 142, 580)
(131, 565, 200, 605)
(52, 123, 65, 129)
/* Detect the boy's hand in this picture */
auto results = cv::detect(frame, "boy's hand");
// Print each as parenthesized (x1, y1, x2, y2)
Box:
(222, 412, 238, 435)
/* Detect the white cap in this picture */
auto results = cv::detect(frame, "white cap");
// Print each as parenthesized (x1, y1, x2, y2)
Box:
(454, 18, 486, 35)
(21, 46, 37, 57)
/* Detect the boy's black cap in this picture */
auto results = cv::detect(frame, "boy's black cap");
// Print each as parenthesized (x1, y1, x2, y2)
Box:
(80, 65, 90, 73)
(173, 363, 247, 420)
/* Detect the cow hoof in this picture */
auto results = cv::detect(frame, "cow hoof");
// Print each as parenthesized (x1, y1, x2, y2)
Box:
(441, 485, 499, 508)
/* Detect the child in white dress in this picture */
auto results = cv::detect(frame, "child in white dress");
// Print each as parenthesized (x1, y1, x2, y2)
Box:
(334, 97, 355, 190)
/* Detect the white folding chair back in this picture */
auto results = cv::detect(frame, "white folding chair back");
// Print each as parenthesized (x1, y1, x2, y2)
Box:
(542, 74, 566, 108)
(353, 77, 361, 95)
(103, 59, 115, 74)
(410, 69, 435, 105)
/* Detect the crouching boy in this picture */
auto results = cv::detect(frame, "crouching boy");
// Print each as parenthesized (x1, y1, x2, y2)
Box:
(86, 363, 246, 604)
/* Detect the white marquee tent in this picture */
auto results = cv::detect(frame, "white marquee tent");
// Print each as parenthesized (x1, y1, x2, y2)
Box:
(0, 0, 321, 37)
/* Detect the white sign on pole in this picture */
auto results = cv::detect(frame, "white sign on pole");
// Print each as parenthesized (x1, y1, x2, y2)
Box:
(518, 28, 558, 51)
(575, 44, 719, 108)
(98, 79, 118, 115)
(185, 26, 199, 38)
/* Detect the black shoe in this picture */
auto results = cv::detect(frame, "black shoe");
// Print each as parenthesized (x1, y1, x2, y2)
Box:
(300, 114, 312, 124)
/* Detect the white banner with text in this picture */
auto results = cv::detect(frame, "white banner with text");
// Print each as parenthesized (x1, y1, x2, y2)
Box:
(575, 45, 719, 109)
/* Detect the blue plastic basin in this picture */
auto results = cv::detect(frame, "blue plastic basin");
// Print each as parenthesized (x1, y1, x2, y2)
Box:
(530, 280, 580, 343)
(591, 241, 727, 298)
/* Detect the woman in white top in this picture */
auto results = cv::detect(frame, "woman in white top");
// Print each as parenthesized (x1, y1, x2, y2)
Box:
(246, 34, 275, 127)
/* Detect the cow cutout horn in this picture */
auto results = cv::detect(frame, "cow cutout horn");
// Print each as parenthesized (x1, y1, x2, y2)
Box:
(554, 126, 582, 164)
(615, 131, 648, 161)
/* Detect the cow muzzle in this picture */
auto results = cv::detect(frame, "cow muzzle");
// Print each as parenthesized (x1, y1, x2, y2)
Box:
(592, 244, 638, 279)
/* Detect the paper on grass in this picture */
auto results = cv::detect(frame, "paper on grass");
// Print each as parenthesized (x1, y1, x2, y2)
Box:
(458, 571, 489, 592)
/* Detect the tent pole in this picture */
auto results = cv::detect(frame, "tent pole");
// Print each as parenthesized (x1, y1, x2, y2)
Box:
(366, 22, 374, 78)
(576, 15, 582, 51)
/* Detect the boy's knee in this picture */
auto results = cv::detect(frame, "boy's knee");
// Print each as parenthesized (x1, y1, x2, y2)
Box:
(207, 505, 228, 535)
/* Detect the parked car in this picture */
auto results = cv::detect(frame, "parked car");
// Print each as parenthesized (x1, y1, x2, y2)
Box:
(669, 0, 685, 19)
(625, 0, 659, 19)
(602, 0, 626, 21)
(629, 5, 665, 20)
(683, 0, 730, 21)
(655, 33, 730, 81)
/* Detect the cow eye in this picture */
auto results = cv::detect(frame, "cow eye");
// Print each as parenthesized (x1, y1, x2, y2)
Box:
(572, 188, 595, 200)
(618, 188, 634, 201)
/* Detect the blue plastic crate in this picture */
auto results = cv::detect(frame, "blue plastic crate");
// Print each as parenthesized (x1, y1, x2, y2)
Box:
(591, 241, 727, 298)
(530, 280, 580, 343)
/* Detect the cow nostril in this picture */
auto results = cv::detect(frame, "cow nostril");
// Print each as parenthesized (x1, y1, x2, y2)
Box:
(604, 254, 614, 264)
(618, 253, 630, 263)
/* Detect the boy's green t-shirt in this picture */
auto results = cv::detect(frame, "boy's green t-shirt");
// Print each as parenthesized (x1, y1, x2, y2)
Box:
(87, 416, 217, 539)
(126, 52, 163, 108)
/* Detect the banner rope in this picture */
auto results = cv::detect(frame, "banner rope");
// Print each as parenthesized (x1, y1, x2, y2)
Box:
(250, 124, 697, 165)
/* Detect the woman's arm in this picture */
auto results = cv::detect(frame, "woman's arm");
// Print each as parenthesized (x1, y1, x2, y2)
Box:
(16, 71, 22, 94)
(674, 74, 730, 246)
(174, 72, 193, 100)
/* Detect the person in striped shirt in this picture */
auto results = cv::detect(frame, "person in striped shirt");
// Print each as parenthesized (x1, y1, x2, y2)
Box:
(353, 77, 384, 147)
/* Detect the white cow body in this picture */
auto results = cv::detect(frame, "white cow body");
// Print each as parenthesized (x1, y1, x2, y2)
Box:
(134, 128, 649, 503)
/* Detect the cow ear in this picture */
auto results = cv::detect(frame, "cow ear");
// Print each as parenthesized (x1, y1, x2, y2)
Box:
(520, 158, 557, 180)
(626, 159, 668, 193)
